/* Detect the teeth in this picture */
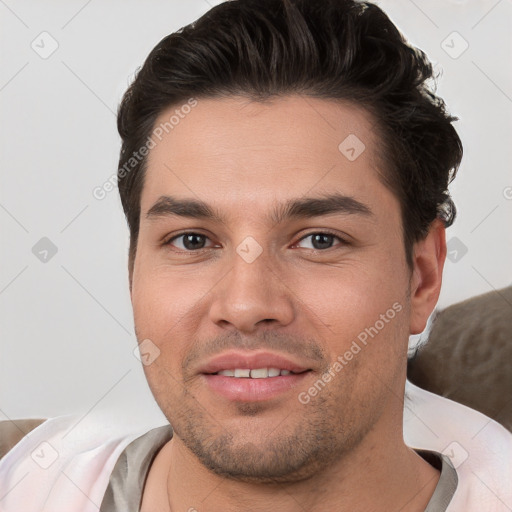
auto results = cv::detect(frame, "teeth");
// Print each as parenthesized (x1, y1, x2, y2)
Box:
(218, 369, 235, 376)
(250, 368, 268, 378)
(216, 367, 297, 378)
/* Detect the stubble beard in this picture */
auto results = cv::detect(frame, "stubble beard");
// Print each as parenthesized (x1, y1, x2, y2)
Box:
(165, 377, 379, 485)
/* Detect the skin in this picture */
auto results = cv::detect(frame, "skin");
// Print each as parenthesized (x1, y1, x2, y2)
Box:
(131, 95, 446, 511)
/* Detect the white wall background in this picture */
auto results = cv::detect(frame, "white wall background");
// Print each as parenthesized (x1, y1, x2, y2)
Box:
(1, 0, 511, 426)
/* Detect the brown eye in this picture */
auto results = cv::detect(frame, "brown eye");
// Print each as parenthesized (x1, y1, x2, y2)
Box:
(165, 232, 213, 251)
(296, 232, 346, 251)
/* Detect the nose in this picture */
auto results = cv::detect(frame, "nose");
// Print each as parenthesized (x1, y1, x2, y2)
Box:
(208, 246, 295, 334)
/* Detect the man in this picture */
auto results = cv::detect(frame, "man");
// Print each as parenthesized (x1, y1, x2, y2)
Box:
(1, 0, 511, 510)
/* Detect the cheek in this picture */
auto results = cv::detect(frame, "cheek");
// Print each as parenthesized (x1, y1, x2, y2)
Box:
(131, 270, 198, 401)
(131, 260, 216, 360)
(133, 273, 193, 339)
(296, 268, 409, 413)
(290, 250, 409, 356)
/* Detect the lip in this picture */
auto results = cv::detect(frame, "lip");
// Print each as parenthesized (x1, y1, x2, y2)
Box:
(202, 372, 311, 402)
(198, 350, 311, 375)
(198, 350, 313, 402)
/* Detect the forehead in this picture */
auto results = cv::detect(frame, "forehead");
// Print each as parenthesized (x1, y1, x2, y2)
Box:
(141, 95, 390, 219)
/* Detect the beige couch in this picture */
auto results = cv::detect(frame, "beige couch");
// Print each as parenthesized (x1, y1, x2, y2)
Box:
(408, 286, 512, 431)
(0, 418, 47, 460)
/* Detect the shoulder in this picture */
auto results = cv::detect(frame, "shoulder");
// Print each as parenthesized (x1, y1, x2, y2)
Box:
(404, 380, 512, 511)
(0, 411, 152, 512)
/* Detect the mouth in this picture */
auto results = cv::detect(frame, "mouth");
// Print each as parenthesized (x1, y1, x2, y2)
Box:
(209, 367, 310, 378)
(202, 371, 312, 402)
(198, 351, 314, 402)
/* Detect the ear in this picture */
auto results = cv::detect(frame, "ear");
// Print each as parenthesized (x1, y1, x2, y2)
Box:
(409, 218, 446, 335)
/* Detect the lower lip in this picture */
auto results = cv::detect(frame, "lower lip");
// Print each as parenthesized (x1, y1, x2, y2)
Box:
(203, 372, 311, 402)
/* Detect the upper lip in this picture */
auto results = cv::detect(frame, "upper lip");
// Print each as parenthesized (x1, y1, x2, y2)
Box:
(198, 351, 312, 374)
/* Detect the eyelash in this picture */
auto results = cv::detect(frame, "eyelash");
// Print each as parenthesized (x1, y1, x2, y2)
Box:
(162, 230, 348, 252)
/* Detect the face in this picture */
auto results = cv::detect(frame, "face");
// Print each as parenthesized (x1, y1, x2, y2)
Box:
(130, 95, 425, 483)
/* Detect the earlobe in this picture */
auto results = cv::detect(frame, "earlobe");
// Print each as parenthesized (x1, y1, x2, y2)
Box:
(409, 219, 447, 335)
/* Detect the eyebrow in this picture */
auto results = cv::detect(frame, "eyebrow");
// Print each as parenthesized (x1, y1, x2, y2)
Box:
(145, 193, 373, 225)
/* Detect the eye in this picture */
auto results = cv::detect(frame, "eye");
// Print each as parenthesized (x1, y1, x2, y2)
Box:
(294, 231, 347, 251)
(164, 232, 216, 251)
